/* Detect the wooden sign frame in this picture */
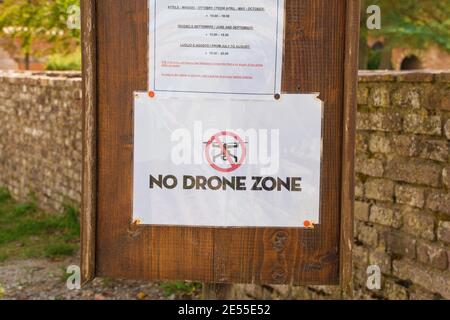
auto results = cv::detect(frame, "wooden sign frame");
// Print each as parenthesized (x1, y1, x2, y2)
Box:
(81, 0, 360, 290)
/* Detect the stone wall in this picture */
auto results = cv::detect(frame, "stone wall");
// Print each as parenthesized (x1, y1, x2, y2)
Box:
(353, 71, 450, 300)
(0, 71, 82, 212)
(0, 70, 449, 299)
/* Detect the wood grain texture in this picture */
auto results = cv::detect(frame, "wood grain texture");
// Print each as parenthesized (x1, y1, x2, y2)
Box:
(80, 0, 97, 284)
(86, 0, 359, 285)
(340, 0, 360, 295)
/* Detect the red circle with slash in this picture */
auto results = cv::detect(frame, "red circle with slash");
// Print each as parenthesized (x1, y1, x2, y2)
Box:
(205, 131, 247, 173)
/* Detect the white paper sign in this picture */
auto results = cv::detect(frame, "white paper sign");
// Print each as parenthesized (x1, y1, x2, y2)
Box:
(133, 94, 322, 227)
(149, 0, 285, 98)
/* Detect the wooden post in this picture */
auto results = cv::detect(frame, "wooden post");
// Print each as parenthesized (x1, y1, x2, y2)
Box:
(80, 0, 97, 285)
(340, 0, 361, 298)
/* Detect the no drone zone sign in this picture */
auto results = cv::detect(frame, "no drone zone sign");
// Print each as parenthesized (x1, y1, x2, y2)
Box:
(132, 93, 321, 227)
(81, 0, 360, 287)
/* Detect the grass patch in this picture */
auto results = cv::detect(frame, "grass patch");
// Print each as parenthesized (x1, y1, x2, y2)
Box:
(0, 189, 80, 262)
(45, 49, 82, 71)
(160, 281, 202, 298)
(0, 188, 11, 203)
(44, 243, 77, 258)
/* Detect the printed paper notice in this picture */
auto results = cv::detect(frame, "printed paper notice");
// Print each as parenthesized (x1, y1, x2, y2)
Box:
(149, 0, 285, 98)
(133, 94, 322, 227)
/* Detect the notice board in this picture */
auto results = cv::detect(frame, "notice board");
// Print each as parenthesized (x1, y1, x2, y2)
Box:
(81, 0, 360, 288)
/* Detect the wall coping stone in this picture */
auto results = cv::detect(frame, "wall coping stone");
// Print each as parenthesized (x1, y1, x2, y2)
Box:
(358, 70, 450, 83)
(0, 71, 82, 86)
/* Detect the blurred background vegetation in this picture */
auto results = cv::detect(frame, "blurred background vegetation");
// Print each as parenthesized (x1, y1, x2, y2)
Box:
(360, 0, 450, 70)
(0, 0, 80, 71)
(0, 0, 449, 71)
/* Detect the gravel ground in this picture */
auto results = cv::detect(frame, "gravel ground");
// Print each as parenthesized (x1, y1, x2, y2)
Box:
(0, 256, 200, 300)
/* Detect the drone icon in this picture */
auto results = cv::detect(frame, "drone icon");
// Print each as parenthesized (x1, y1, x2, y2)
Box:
(209, 141, 240, 163)
(204, 131, 248, 173)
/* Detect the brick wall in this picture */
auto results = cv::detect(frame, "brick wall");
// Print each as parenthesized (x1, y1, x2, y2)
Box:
(0, 71, 82, 212)
(0, 47, 18, 70)
(0, 70, 449, 299)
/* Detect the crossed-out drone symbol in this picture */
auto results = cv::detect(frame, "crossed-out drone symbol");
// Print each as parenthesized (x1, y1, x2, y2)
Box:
(204, 131, 247, 173)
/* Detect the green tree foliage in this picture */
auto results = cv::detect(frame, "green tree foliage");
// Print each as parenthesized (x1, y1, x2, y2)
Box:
(361, 0, 450, 69)
(0, 0, 80, 69)
(40, 0, 81, 51)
